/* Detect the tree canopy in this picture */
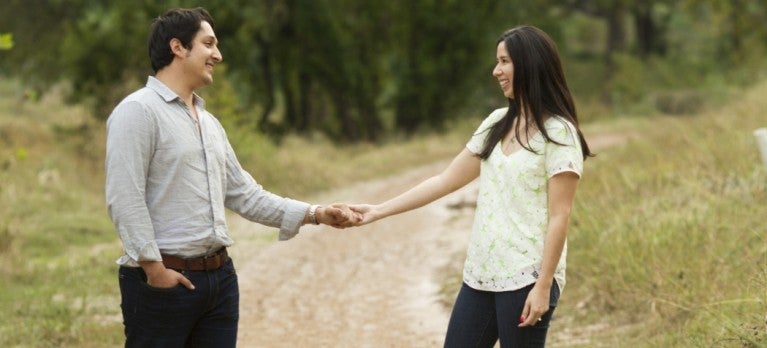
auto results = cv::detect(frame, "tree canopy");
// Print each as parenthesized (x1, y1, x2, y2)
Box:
(1, 0, 765, 141)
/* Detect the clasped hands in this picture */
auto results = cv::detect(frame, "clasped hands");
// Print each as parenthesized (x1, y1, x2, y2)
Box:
(312, 203, 377, 228)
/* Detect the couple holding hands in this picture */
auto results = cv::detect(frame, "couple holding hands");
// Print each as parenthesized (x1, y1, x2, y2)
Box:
(106, 7, 591, 348)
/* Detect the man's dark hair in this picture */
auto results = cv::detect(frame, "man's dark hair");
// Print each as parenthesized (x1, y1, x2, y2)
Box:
(147, 7, 215, 73)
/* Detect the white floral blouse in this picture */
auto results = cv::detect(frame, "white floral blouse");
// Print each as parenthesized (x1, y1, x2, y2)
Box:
(464, 108, 583, 293)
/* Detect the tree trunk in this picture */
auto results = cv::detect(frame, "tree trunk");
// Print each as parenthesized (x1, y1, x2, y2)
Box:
(257, 34, 276, 132)
(633, 1, 668, 58)
(359, 97, 382, 142)
(605, 3, 627, 78)
(334, 94, 360, 142)
(633, 3, 654, 57)
(296, 70, 310, 133)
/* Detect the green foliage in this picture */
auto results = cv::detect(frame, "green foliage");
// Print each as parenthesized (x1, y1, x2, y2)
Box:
(0, 0, 85, 89)
(0, 80, 122, 346)
(560, 81, 767, 346)
(1, 1, 766, 142)
(653, 89, 704, 115)
(211, 0, 514, 140)
(58, 2, 163, 118)
(197, 64, 247, 125)
(389, 0, 502, 134)
(606, 53, 651, 107)
(0, 33, 12, 50)
(14, 147, 26, 160)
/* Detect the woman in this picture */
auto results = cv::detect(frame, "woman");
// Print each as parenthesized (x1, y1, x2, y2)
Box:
(350, 25, 593, 347)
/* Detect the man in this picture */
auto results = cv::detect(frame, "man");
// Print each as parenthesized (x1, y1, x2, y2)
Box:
(105, 7, 355, 347)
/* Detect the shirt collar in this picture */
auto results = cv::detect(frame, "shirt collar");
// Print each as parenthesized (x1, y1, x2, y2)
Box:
(146, 76, 206, 108)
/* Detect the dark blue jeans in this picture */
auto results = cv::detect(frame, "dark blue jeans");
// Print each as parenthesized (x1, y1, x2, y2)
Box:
(118, 259, 239, 348)
(444, 281, 560, 348)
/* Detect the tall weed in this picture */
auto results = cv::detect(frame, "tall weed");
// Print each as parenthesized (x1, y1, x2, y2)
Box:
(561, 81, 767, 346)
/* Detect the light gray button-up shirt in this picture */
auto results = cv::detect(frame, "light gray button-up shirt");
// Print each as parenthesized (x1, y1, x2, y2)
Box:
(106, 77, 308, 267)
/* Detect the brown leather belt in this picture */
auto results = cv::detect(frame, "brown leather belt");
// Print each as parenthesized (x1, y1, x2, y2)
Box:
(161, 247, 229, 271)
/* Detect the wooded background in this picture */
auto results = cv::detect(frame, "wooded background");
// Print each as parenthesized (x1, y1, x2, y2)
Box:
(2, 0, 766, 141)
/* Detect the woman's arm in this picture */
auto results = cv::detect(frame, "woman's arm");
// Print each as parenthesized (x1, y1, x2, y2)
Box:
(352, 148, 480, 225)
(519, 171, 580, 326)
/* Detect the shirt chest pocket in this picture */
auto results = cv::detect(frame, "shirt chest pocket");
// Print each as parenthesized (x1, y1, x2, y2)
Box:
(201, 131, 228, 169)
(153, 129, 206, 169)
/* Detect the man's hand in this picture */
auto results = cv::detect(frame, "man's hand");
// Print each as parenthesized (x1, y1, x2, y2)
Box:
(316, 203, 361, 228)
(139, 261, 195, 290)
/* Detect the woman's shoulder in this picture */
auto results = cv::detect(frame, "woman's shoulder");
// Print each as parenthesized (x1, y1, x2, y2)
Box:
(476, 107, 507, 128)
(544, 115, 575, 129)
(483, 107, 507, 122)
(543, 115, 580, 145)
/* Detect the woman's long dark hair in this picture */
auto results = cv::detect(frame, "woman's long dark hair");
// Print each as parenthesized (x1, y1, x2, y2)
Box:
(478, 26, 593, 160)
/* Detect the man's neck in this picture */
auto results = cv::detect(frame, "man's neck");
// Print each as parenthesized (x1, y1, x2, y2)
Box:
(155, 69, 195, 107)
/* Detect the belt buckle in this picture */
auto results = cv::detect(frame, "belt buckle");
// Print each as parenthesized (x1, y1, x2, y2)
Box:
(201, 250, 218, 270)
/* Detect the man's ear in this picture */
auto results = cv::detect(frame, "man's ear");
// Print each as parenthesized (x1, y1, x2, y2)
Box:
(169, 38, 186, 58)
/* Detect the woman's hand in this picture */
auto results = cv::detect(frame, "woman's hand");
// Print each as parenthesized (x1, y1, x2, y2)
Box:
(348, 204, 380, 226)
(518, 282, 551, 327)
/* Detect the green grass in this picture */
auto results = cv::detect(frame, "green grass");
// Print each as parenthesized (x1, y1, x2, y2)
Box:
(553, 81, 767, 347)
(1, 76, 766, 346)
(0, 83, 123, 347)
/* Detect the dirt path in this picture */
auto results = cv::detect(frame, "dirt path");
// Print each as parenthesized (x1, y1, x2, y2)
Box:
(229, 133, 628, 348)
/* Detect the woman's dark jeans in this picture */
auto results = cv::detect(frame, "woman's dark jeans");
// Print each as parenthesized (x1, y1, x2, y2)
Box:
(444, 281, 560, 348)
(118, 259, 239, 348)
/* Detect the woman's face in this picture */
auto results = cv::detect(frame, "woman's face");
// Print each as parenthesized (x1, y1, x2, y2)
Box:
(492, 41, 514, 99)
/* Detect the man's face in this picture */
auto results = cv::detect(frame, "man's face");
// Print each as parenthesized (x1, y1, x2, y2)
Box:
(183, 21, 222, 88)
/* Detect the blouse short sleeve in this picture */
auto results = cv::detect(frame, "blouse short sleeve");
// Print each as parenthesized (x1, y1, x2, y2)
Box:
(466, 108, 507, 154)
(545, 118, 584, 178)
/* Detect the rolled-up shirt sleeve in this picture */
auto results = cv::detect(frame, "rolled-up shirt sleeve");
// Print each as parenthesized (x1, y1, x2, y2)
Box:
(222, 138, 309, 241)
(105, 101, 162, 261)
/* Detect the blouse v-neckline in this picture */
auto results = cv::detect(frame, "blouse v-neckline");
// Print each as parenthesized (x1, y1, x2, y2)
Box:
(499, 130, 541, 157)
(498, 116, 558, 157)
